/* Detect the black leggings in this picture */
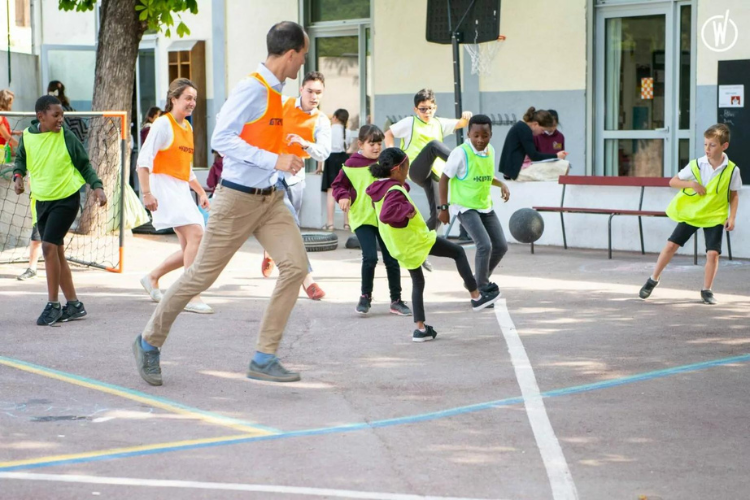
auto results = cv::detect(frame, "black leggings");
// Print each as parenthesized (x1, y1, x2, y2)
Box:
(407, 237, 478, 323)
(408, 140, 451, 231)
(354, 224, 402, 301)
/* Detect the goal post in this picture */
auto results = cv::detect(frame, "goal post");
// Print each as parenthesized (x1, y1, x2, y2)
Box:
(0, 111, 128, 273)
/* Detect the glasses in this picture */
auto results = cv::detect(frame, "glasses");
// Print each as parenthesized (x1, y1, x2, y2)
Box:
(417, 107, 435, 113)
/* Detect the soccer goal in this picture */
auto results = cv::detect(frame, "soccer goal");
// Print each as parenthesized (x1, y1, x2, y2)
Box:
(0, 111, 128, 273)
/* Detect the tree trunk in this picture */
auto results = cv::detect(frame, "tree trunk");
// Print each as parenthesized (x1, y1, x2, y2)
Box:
(77, 0, 146, 235)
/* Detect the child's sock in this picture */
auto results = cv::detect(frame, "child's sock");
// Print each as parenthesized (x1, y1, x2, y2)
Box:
(67, 300, 81, 306)
(48, 301, 60, 307)
(650, 275, 659, 282)
(141, 337, 158, 352)
(253, 351, 275, 365)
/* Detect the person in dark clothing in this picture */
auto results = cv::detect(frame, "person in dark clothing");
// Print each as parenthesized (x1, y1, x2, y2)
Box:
(499, 107, 568, 181)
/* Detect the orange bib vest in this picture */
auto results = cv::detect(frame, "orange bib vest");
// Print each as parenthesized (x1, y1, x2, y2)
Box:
(281, 98, 317, 159)
(239, 72, 284, 154)
(152, 113, 194, 182)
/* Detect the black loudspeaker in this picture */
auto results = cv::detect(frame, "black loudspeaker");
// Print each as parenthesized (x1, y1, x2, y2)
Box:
(426, 0, 501, 45)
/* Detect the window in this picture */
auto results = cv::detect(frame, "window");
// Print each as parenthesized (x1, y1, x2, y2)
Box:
(15, 0, 30, 28)
(311, 0, 369, 23)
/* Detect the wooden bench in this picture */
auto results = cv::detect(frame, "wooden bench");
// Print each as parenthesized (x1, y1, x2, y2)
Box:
(532, 175, 733, 262)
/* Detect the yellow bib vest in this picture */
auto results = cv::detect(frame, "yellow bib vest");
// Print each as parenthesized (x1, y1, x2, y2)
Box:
(341, 165, 379, 231)
(22, 128, 85, 202)
(373, 184, 437, 270)
(402, 117, 446, 177)
(449, 143, 495, 210)
(666, 159, 736, 227)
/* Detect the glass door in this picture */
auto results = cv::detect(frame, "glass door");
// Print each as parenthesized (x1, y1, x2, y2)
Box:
(595, 5, 674, 176)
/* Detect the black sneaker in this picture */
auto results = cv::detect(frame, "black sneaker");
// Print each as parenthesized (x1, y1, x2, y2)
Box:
(37, 302, 62, 326)
(701, 289, 717, 305)
(413, 325, 437, 343)
(639, 277, 659, 299)
(247, 357, 301, 383)
(356, 295, 371, 314)
(481, 282, 500, 294)
(421, 259, 433, 272)
(132, 335, 162, 386)
(17, 268, 37, 281)
(60, 301, 87, 322)
(390, 299, 412, 316)
(471, 289, 501, 311)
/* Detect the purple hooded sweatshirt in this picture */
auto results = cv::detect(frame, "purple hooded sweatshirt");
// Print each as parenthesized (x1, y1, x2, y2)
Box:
(365, 179, 414, 229)
(331, 152, 376, 205)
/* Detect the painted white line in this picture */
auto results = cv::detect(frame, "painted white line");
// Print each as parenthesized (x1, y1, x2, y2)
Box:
(494, 299, 579, 500)
(0, 473, 507, 500)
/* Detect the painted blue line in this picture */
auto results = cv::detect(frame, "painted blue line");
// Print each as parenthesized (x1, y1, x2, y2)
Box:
(2, 353, 747, 472)
(0, 356, 281, 434)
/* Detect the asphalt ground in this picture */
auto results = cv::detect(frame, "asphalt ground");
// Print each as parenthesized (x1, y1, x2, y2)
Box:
(1, 230, 749, 500)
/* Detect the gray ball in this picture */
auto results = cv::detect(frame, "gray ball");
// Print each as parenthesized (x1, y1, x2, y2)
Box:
(509, 208, 544, 243)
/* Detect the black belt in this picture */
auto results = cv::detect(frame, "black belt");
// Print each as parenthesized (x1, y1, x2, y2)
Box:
(221, 179, 277, 195)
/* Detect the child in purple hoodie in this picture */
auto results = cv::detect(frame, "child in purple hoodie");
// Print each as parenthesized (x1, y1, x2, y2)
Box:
(366, 148, 501, 342)
(331, 125, 411, 317)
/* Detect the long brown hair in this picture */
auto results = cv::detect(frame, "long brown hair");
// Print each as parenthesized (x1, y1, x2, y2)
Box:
(0, 89, 14, 111)
(522, 106, 555, 127)
(164, 78, 197, 113)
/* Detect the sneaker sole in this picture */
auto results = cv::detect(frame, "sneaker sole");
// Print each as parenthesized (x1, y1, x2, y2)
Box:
(60, 311, 87, 322)
(132, 336, 163, 386)
(355, 308, 370, 315)
(390, 309, 412, 316)
(472, 293, 502, 311)
(246, 371, 301, 383)
(412, 336, 436, 343)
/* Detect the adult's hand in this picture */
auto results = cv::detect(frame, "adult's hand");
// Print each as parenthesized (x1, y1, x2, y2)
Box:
(198, 194, 210, 210)
(275, 154, 304, 175)
(143, 193, 158, 211)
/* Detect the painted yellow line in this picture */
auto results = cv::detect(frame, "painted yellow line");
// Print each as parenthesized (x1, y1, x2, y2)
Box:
(0, 357, 276, 435)
(0, 434, 252, 469)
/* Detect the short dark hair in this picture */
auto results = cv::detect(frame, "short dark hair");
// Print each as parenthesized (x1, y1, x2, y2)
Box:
(267, 21, 307, 56)
(36, 95, 61, 113)
(468, 114, 492, 132)
(302, 71, 325, 86)
(369, 148, 407, 179)
(413, 88, 436, 107)
(358, 124, 384, 144)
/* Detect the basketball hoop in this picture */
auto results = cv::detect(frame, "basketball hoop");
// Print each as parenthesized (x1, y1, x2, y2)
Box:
(465, 33, 505, 76)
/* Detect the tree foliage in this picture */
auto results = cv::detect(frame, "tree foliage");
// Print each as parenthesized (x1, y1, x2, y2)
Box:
(59, 0, 198, 38)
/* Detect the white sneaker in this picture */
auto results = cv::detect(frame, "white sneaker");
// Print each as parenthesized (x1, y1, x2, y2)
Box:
(184, 300, 214, 314)
(140, 275, 163, 303)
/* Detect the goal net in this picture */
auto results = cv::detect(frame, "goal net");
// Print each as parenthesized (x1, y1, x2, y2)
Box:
(0, 111, 128, 272)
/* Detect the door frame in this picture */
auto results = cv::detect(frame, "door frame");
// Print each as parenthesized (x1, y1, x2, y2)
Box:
(594, 2, 675, 176)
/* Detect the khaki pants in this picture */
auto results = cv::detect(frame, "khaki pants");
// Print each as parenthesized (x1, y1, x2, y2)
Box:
(143, 184, 307, 354)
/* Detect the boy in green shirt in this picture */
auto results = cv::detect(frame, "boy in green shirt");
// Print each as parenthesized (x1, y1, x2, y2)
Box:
(13, 95, 107, 325)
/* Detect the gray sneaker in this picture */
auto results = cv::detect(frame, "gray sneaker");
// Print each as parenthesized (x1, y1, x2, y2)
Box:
(247, 357, 301, 383)
(701, 289, 717, 305)
(17, 268, 37, 281)
(132, 335, 162, 386)
(639, 277, 659, 299)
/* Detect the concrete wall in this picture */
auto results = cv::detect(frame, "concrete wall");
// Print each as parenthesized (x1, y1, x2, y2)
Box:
(0, 52, 40, 111)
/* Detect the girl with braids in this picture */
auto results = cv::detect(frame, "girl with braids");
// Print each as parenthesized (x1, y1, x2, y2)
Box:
(366, 148, 500, 342)
(319, 108, 353, 230)
(136, 78, 212, 314)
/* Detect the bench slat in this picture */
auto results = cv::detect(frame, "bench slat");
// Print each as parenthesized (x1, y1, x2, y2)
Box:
(559, 175, 671, 188)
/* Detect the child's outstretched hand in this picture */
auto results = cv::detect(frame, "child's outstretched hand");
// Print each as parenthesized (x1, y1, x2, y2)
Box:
(93, 188, 107, 207)
(500, 183, 510, 202)
(13, 176, 24, 195)
(338, 198, 350, 213)
(461, 111, 473, 121)
(437, 210, 450, 225)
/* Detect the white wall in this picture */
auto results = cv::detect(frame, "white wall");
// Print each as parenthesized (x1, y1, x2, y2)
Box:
(697, 0, 750, 86)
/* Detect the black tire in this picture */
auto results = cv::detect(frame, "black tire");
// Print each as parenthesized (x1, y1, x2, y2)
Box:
(302, 232, 338, 252)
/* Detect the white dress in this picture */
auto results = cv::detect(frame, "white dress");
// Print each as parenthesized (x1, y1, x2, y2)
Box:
(136, 115, 204, 231)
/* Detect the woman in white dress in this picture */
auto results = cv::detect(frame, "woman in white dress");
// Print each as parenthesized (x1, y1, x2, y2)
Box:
(137, 78, 212, 314)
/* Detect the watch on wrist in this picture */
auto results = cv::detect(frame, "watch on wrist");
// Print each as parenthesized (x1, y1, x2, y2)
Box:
(438, 204, 449, 211)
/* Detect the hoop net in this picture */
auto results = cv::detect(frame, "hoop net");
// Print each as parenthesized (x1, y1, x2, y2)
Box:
(0, 111, 128, 272)
(465, 39, 501, 76)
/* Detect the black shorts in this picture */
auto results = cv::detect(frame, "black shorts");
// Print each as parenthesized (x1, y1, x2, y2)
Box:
(30, 224, 40, 242)
(36, 191, 81, 246)
(668, 222, 724, 254)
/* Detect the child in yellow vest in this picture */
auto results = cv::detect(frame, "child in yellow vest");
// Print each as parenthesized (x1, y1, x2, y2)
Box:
(12, 95, 107, 326)
(384, 88, 472, 234)
(332, 125, 411, 316)
(367, 148, 501, 342)
(640, 124, 741, 304)
(439, 114, 510, 294)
